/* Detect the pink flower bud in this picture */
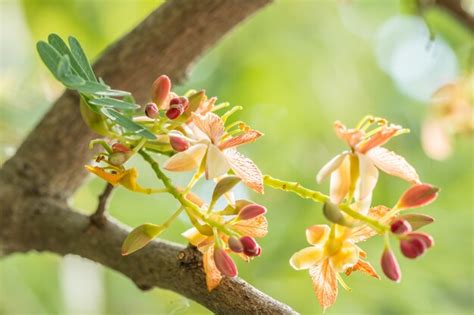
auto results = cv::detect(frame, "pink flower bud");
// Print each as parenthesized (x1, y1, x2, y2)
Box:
(169, 135, 189, 152)
(152, 75, 171, 107)
(238, 204, 267, 220)
(166, 104, 184, 120)
(145, 102, 159, 118)
(397, 184, 439, 210)
(240, 236, 260, 257)
(228, 236, 243, 253)
(408, 232, 434, 248)
(390, 219, 412, 235)
(398, 213, 434, 230)
(400, 238, 426, 259)
(213, 247, 237, 277)
(381, 249, 401, 282)
(112, 143, 130, 153)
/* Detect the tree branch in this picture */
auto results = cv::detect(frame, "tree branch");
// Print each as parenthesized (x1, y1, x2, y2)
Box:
(0, 183, 296, 314)
(432, 0, 474, 31)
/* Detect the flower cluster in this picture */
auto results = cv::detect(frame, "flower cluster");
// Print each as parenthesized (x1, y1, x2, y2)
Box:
(282, 117, 439, 310)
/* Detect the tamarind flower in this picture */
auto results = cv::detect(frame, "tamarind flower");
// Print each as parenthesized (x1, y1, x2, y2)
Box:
(182, 212, 268, 291)
(290, 224, 379, 310)
(316, 118, 420, 214)
(164, 112, 264, 193)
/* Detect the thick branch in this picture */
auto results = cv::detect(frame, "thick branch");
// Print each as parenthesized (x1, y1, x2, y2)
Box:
(0, 185, 295, 314)
(433, 0, 474, 31)
(0, 0, 271, 199)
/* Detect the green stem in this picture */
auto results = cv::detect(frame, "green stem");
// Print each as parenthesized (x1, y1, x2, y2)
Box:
(163, 206, 185, 228)
(338, 204, 388, 234)
(263, 175, 328, 203)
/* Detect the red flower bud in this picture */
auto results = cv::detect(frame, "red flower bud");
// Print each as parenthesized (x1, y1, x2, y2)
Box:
(169, 135, 190, 152)
(166, 104, 184, 120)
(390, 219, 412, 235)
(228, 236, 243, 253)
(213, 247, 237, 277)
(238, 204, 267, 220)
(400, 237, 427, 259)
(381, 249, 401, 282)
(397, 184, 439, 210)
(145, 102, 159, 118)
(408, 232, 434, 248)
(240, 236, 260, 257)
(152, 75, 171, 108)
(112, 143, 130, 153)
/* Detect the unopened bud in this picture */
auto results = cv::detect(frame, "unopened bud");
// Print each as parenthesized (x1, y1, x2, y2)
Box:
(390, 219, 412, 235)
(396, 184, 439, 210)
(169, 135, 190, 152)
(381, 249, 401, 282)
(400, 238, 426, 259)
(238, 204, 267, 220)
(228, 236, 243, 253)
(213, 247, 237, 277)
(398, 213, 434, 230)
(323, 201, 345, 225)
(408, 232, 434, 248)
(112, 143, 130, 153)
(211, 176, 240, 203)
(152, 75, 171, 108)
(145, 102, 159, 118)
(108, 151, 128, 166)
(240, 236, 260, 257)
(122, 223, 164, 256)
(166, 104, 184, 120)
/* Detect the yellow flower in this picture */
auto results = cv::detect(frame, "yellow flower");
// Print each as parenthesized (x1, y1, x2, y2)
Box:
(290, 224, 379, 310)
(85, 165, 164, 194)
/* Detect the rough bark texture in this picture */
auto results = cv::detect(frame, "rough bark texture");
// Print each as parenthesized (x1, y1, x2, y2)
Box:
(0, 0, 297, 313)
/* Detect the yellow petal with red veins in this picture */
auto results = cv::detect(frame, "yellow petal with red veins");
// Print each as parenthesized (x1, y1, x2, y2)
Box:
(329, 155, 351, 204)
(163, 143, 207, 172)
(85, 165, 124, 186)
(225, 149, 264, 193)
(203, 246, 223, 291)
(329, 241, 359, 273)
(345, 259, 380, 279)
(357, 125, 400, 153)
(290, 246, 325, 270)
(366, 147, 420, 184)
(309, 260, 338, 311)
(218, 130, 263, 150)
(306, 225, 331, 245)
(232, 215, 268, 238)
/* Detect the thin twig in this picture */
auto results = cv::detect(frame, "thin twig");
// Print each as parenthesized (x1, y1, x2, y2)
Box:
(90, 183, 114, 227)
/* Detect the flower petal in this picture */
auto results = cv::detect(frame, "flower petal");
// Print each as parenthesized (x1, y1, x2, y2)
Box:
(225, 149, 264, 193)
(192, 112, 225, 144)
(357, 125, 401, 153)
(206, 144, 230, 179)
(85, 165, 124, 186)
(290, 246, 325, 270)
(218, 130, 263, 150)
(232, 215, 268, 238)
(203, 246, 223, 291)
(350, 205, 392, 243)
(345, 258, 380, 279)
(316, 152, 349, 184)
(329, 155, 351, 204)
(181, 227, 208, 247)
(366, 147, 420, 184)
(306, 225, 331, 245)
(355, 154, 379, 202)
(163, 143, 207, 172)
(309, 260, 338, 311)
(329, 241, 359, 273)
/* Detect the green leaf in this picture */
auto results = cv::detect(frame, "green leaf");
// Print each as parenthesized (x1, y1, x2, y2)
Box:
(68, 36, 96, 82)
(48, 33, 89, 80)
(121, 223, 165, 256)
(94, 89, 131, 97)
(37, 41, 63, 78)
(57, 55, 72, 79)
(101, 108, 155, 139)
(76, 81, 111, 95)
(89, 97, 140, 110)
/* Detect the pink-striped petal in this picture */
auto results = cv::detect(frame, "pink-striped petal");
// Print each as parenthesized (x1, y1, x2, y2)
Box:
(366, 147, 420, 184)
(192, 112, 224, 144)
(218, 130, 263, 150)
(225, 149, 263, 193)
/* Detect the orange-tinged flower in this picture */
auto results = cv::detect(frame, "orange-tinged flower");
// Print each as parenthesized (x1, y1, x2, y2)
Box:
(290, 224, 379, 310)
(164, 112, 264, 193)
(182, 214, 268, 291)
(85, 165, 161, 194)
(317, 119, 420, 214)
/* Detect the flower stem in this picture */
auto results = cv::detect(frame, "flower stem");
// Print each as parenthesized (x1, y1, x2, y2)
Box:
(263, 175, 328, 203)
(338, 204, 388, 234)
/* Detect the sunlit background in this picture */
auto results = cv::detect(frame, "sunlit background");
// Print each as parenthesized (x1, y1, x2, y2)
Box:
(1, 0, 473, 314)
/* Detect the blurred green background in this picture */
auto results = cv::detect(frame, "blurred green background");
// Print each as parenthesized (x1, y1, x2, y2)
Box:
(1, 0, 473, 314)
